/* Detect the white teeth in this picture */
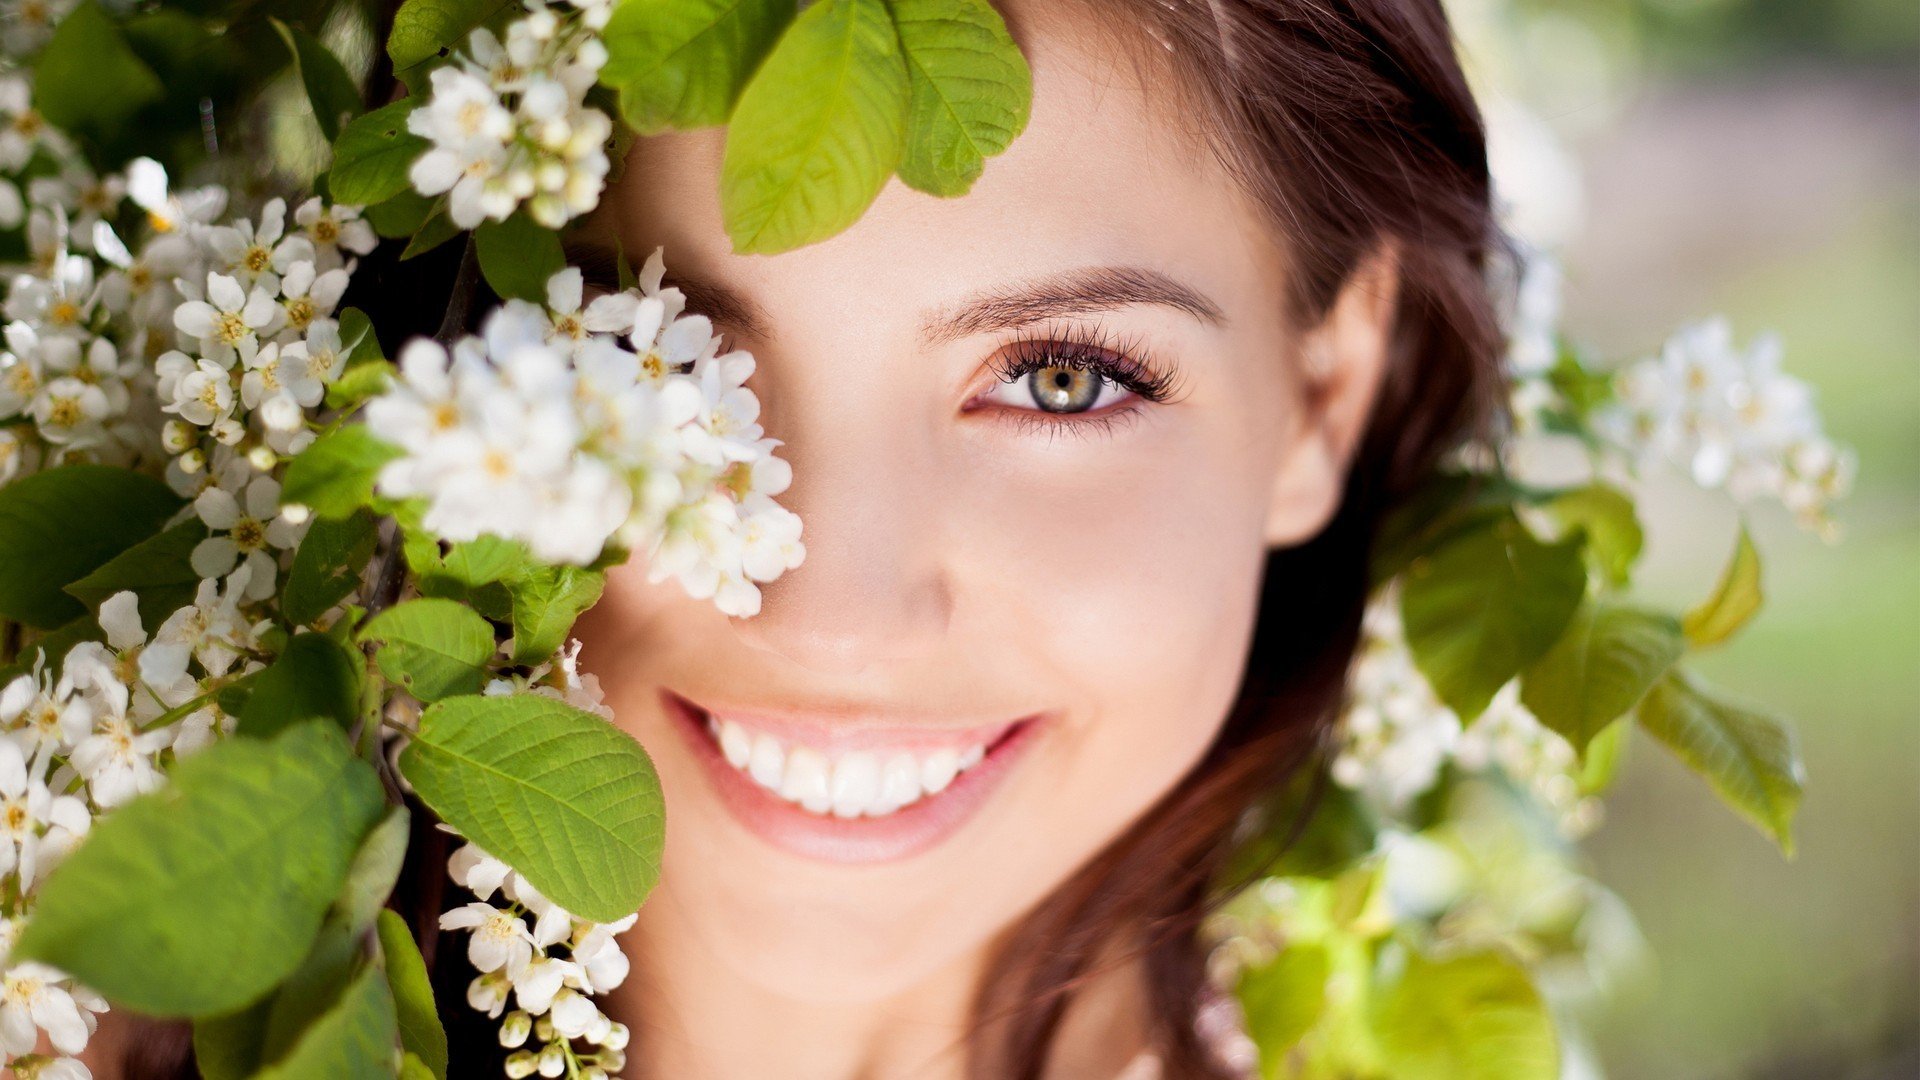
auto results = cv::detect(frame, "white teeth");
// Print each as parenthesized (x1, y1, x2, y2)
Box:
(708, 719, 1000, 818)
(780, 746, 832, 814)
(748, 733, 784, 790)
(829, 752, 880, 818)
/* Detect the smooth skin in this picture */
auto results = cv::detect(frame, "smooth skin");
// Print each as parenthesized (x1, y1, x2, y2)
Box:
(573, 4, 1399, 1078)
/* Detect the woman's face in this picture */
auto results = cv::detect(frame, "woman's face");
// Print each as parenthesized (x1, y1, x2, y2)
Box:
(576, 4, 1391, 1008)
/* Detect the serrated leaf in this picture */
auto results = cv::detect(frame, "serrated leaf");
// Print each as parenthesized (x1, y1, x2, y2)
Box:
(720, 0, 909, 253)
(1683, 525, 1762, 648)
(378, 908, 449, 1079)
(888, 0, 1030, 196)
(238, 632, 364, 738)
(283, 509, 379, 627)
(508, 565, 605, 663)
(32, 1, 164, 136)
(359, 597, 495, 701)
(600, 0, 795, 133)
(1637, 670, 1804, 854)
(1237, 941, 1329, 1062)
(1367, 950, 1557, 1080)
(1520, 602, 1683, 754)
(389, 0, 514, 70)
(269, 17, 361, 142)
(252, 964, 398, 1079)
(63, 517, 207, 629)
(1400, 511, 1586, 721)
(475, 213, 566, 303)
(399, 693, 664, 921)
(0, 464, 180, 629)
(17, 723, 386, 1017)
(281, 424, 404, 519)
(329, 99, 429, 206)
(1543, 483, 1642, 588)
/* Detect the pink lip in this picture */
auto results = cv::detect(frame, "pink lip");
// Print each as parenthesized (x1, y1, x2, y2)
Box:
(659, 689, 1044, 865)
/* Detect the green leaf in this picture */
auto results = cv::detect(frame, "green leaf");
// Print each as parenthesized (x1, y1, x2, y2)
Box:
(324, 361, 395, 410)
(1237, 942, 1329, 1063)
(599, 0, 795, 133)
(366, 189, 438, 238)
(338, 307, 385, 367)
(887, 0, 1030, 196)
(1682, 525, 1762, 648)
(508, 565, 605, 663)
(193, 1000, 271, 1080)
(1367, 950, 1557, 1080)
(252, 964, 399, 1080)
(1399, 511, 1586, 721)
(64, 517, 207, 629)
(283, 509, 379, 627)
(389, 0, 514, 71)
(1637, 670, 1804, 854)
(401, 1053, 438, 1080)
(401, 209, 462, 260)
(32, 1, 165, 136)
(399, 693, 665, 922)
(359, 597, 496, 701)
(1520, 602, 1684, 755)
(281, 424, 404, 519)
(0, 464, 180, 629)
(720, 0, 909, 253)
(4, 614, 104, 682)
(378, 909, 449, 1079)
(337, 807, 412, 936)
(16, 723, 386, 1017)
(258, 922, 362, 1065)
(1542, 483, 1642, 588)
(329, 99, 429, 206)
(238, 632, 364, 738)
(475, 213, 566, 303)
(269, 18, 361, 142)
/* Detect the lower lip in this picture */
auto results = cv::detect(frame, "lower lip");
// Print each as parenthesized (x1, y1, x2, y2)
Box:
(660, 691, 1043, 865)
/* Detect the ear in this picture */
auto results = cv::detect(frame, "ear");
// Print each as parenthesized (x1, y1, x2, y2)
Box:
(1261, 241, 1400, 547)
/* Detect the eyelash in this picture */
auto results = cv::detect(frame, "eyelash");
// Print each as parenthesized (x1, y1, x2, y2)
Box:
(980, 321, 1185, 430)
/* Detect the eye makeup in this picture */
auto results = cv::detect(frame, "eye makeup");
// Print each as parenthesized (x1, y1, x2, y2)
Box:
(970, 320, 1188, 436)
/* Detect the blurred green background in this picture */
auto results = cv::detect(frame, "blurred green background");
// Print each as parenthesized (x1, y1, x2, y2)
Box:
(1456, 0, 1918, 1075)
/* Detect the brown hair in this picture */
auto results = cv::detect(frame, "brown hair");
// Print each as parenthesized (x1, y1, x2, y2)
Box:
(117, 1, 1507, 1076)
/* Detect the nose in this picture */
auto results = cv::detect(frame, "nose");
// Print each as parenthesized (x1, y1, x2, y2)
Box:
(728, 401, 954, 678)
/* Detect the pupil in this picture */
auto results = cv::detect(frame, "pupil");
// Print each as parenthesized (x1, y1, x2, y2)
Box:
(1029, 365, 1100, 413)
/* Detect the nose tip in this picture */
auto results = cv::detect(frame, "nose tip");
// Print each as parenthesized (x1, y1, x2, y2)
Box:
(728, 557, 953, 678)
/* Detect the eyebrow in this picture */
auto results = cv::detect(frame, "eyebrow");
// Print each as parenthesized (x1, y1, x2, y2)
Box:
(919, 265, 1227, 345)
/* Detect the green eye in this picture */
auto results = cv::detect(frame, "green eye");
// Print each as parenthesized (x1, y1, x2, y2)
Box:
(1028, 365, 1104, 413)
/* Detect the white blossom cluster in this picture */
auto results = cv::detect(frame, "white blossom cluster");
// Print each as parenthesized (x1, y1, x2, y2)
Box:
(0, 0, 74, 61)
(0, 578, 266, 1077)
(441, 834, 635, 1080)
(1594, 316, 1854, 535)
(407, 0, 618, 229)
(365, 254, 804, 617)
(1331, 601, 1601, 838)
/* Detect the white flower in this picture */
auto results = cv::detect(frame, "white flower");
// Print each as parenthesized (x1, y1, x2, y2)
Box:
(537, 268, 643, 353)
(448, 841, 513, 901)
(241, 341, 325, 423)
(28, 376, 108, 447)
(0, 962, 94, 1057)
(68, 703, 169, 810)
(440, 902, 535, 979)
(173, 272, 279, 364)
(126, 158, 227, 238)
(276, 260, 349, 336)
(292, 198, 376, 267)
(191, 473, 304, 597)
(155, 565, 258, 677)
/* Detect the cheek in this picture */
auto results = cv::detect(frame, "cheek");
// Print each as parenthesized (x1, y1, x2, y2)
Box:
(952, 418, 1279, 796)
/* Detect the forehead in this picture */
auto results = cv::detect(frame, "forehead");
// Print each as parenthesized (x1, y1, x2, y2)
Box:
(602, 1, 1286, 325)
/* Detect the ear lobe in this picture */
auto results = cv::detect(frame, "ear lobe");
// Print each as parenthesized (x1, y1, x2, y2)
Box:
(1260, 241, 1401, 548)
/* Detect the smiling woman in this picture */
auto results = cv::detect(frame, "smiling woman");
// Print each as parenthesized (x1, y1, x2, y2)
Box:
(538, 1, 1498, 1077)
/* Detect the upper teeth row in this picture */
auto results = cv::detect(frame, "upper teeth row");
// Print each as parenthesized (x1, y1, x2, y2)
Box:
(709, 717, 988, 819)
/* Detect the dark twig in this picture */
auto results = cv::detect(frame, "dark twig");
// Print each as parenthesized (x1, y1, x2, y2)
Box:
(436, 233, 482, 344)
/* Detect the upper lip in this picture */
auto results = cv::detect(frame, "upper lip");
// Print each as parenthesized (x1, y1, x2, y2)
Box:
(663, 688, 1034, 755)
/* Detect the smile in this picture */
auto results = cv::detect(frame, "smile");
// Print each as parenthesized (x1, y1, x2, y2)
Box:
(659, 689, 1043, 863)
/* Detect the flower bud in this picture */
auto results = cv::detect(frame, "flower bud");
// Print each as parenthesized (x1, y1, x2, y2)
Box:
(503, 1050, 537, 1079)
(499, 1010, 532, 1048)
(176, 447, 206, 474)
(161, 420, 195, 453)
(536, 1044, 565, 1078)
(246, 443, 278, 473)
